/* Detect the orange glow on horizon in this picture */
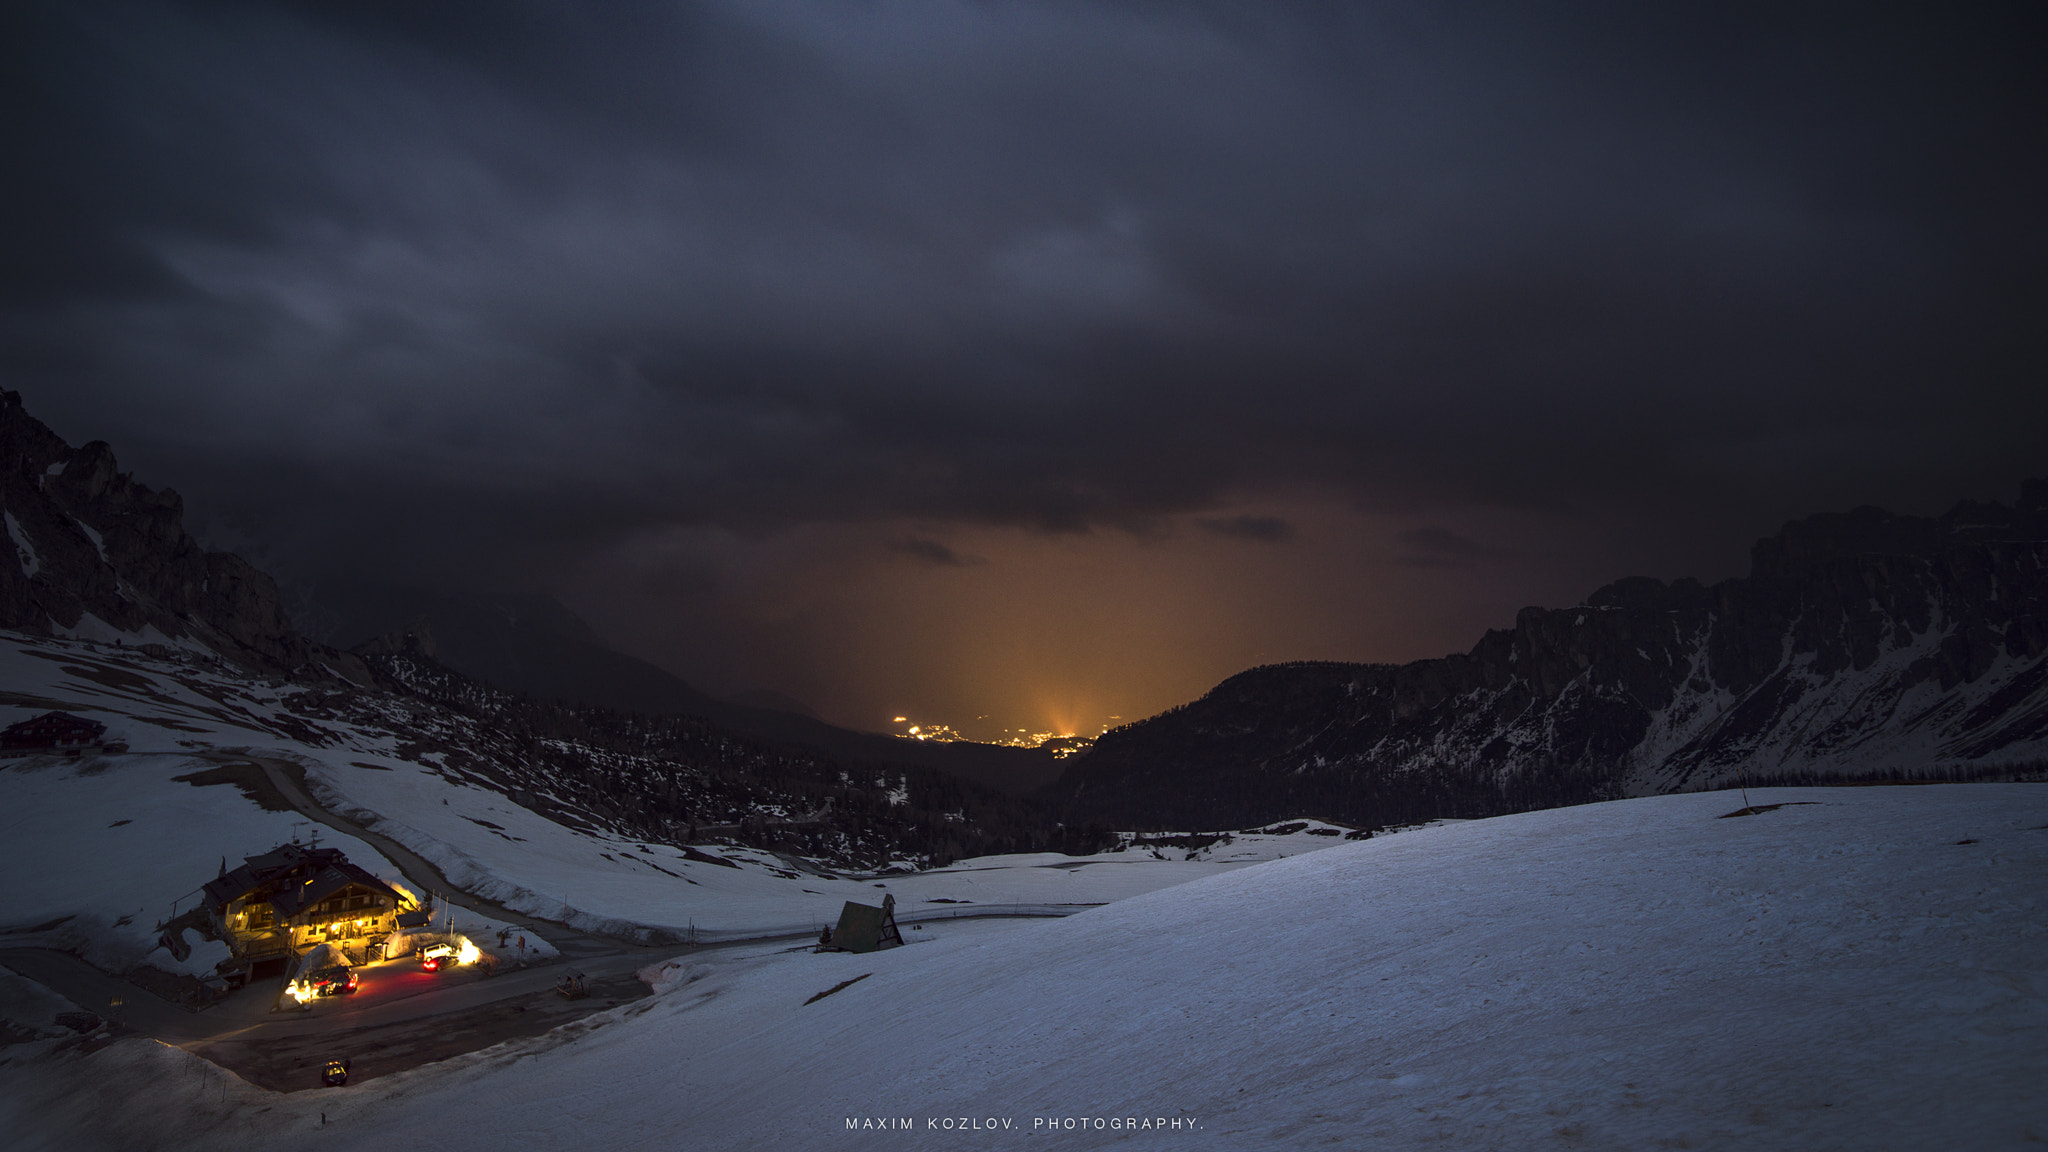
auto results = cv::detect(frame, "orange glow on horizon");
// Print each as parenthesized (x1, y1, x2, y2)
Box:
(583, 495, 1625, 747)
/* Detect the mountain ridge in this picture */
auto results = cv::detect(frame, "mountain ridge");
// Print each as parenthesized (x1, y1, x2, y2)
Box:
(0, 390, 1056, 795)
(1048, 483, 2048, 829)
(0, 390, 369, 684)
(333, 587, 1061, 794)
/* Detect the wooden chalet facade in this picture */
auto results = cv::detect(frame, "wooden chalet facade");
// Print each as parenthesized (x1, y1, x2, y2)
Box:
(0, 711, 114, 757)
(201, 844, 415, 978)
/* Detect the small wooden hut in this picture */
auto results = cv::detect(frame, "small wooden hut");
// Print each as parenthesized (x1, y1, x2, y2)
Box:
(822, 893, 904, 954)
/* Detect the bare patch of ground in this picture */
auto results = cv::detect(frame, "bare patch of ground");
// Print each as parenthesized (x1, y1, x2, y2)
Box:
(803, 973, 870, 1005)
(0, 690, 93, 713)
(170, 761, 296, 812)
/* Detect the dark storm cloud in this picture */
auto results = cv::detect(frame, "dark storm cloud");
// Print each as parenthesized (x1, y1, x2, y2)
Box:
(885, 536, 982, 568)
(1394, 526, 1504, 570)
(4, 0, 2044, 593)
(1198, 515, 1294, 544)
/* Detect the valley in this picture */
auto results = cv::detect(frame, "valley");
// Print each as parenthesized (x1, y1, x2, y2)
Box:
(0, 630, 1363, 1103)
(0, 392, 2042, 1149)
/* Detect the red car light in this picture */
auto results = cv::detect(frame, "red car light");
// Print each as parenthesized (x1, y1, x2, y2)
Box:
(421, 956, 440, 971)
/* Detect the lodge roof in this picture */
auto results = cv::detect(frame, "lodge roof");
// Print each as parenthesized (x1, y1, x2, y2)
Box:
(0, 711, 107, 748)
(203, 843, 346, 907)
(202, 843, 403, 918)
(268, 864, 402, 919)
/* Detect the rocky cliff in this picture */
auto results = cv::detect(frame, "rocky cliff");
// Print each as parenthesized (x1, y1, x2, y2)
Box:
(1050, 484, 2048, 829)
(0, 390, 367, 681)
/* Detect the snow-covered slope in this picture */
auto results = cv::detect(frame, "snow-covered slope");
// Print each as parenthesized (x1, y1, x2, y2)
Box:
(0, 632, 1357, 968)
(8, 784, 2040, 1151)
(0, 752, 393, 980)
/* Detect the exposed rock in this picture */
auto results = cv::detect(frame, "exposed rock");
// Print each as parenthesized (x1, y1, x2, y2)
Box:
(0, 390, 371, 684)
(1051, 482, 2048, 829)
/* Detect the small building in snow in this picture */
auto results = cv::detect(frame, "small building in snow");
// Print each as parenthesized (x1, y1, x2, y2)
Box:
(0, 711, 110, 757)
(820, 893, 905, 954)
(193, 844, 416, 979)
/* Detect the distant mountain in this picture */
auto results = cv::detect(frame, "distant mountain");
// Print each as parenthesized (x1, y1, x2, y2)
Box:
(348, 638, 1110, 869)
(317, 588, 1061, 795)
(0, 390, 367, 683)
(0, 390, 1054, 795)
(1049, 483, 2048, 830)
(0, 388, 1084, 867)
(725, 688, 818, 718)
(322, 585, 738, 717)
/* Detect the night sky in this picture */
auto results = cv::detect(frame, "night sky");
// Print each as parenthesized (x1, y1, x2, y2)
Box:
(5, 2, 2043, 739)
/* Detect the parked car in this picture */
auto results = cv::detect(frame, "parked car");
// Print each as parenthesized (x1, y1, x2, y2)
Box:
(307, 966, 359, 996)
(419, 942, 455, 972)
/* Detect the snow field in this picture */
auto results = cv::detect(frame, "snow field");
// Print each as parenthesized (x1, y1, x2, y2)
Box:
(290, 752, 1364, 940)
(5, 630, 2043, 1149)
(0, 753, 547, 978)
(27, 783, 2025, 1152)
(0, 753, 383, 977)
(0, 634, 1364, 943)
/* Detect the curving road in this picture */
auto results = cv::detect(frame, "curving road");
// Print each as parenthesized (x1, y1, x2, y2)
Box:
(1, 749, 1086, 1091)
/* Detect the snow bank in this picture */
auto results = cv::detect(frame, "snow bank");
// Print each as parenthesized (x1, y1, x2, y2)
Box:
(20, 784, 2039, 1151)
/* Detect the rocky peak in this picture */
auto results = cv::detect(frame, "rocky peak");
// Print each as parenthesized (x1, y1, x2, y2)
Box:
(1749, 505, 1951, 580)
(0, 390, 368, 683)
(354, 617, 440, 660)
